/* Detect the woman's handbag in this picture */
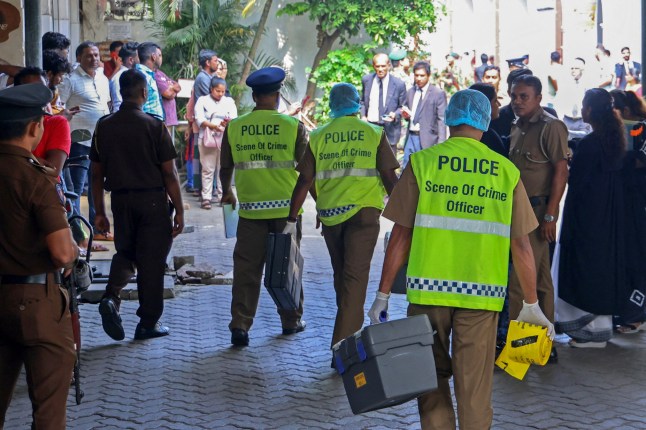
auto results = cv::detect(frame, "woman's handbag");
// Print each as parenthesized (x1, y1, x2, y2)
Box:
(203, 113, 223, 148)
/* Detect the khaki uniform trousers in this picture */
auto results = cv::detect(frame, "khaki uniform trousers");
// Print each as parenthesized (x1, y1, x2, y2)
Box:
(0, 275, 76, 430)
(508, 202, 555, 322)
(198, 139, 222, 202)
(408, 303, 498, 430)
(322, 208, 380, 347)
(229, 216, 304, 332)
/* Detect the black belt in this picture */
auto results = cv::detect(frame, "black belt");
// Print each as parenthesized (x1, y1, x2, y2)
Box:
(529, 196, 549, 207)
(368, 121, 385, 127)
(409, 130, 420, 135)
(111, 187, 165, 195)
(1, 272, 62, 285)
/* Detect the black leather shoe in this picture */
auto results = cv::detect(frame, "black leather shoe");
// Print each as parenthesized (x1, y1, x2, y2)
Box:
(282, 320, 306, 336)
(185, 186, 196, 193)
(548, 345, 558, 364)
(134, 322, 170, 340)
(99, 297, 125, 341)
(231, 328, 249, 346)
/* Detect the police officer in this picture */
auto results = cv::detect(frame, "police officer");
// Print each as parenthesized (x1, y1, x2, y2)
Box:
(220, 67, 307, 346)
(508, 74, 569, 362)
(0, 83, 78, 429)
(91, 69, 184, 341)
(369, 90, 554, 429)
(287, 83, 398, 352)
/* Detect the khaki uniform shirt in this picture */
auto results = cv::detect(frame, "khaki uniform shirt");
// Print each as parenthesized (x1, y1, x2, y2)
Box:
(384, 164, 538, 239)
(0, 145, 69, 275)
(508, 107, 569, 198)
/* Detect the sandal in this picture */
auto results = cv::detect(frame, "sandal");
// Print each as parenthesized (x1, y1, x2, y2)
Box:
(201, 200, 212, 210)
(91, 243, 109, 252)
(616, 322, 646, 334)
(94, 232, 114, 241)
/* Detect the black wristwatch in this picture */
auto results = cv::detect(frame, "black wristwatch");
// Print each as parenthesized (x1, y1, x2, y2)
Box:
(287, 216, 297, 223)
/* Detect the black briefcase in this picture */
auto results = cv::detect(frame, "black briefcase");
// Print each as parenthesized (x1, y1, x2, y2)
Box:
(264, 233, 303, 310)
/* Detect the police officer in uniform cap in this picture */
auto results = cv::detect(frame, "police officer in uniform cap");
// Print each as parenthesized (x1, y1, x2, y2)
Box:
(0, 83, 78, 429)
(287, 83, 398, 354)
(369, 89, 554, 429)
(220, 67, 308, 346)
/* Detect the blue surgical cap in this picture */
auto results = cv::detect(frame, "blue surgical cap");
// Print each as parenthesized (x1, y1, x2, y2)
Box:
(444, 89, 491, 132)
(329, 83, 361, 119)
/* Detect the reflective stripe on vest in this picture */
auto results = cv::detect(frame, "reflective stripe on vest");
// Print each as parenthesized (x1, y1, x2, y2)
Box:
(309, 117, 386, 226)
(415, 214, 510, 238)
(406, 137, 520, 312)
(315, 168, 379, 180)
(407, 276, 506, 298)
(236, 160, 295, 170)
(239, 199, 291, 211)
(318, 204, 356, 218)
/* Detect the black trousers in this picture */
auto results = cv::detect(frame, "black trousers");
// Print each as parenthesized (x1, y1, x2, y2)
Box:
(106, 190, 172, 328)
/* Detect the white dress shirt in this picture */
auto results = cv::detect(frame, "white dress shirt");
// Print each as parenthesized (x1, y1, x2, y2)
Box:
(409, 82, 429, 132)
(367, 74, 390, 123)
(58, 66, 111, 146)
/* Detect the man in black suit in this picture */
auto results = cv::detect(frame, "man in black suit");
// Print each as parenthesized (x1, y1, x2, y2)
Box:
(615, 46, 641, 90)
(401, 61, 447, 168)
(360, 53, 407, 154)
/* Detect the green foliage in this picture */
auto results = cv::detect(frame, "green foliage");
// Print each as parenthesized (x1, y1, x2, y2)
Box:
(278, 0, 442, 46)
(309, 44, 374, 123)
(149, 0, 254, 81)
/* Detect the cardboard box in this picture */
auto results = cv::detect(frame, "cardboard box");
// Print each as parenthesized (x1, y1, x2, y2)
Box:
(333, 314, 437, 414)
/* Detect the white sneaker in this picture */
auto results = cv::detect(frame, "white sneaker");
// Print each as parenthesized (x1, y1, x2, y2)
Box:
(568, 339, 607, 348)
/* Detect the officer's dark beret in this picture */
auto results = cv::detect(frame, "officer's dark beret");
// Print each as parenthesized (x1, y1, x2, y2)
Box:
(389, 49, 407, 62)
(246, 67, 285, 94)
(0, 83, 52, 121)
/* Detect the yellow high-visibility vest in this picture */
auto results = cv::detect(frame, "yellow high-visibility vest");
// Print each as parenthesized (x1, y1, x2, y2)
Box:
(227, 110, 299, 219)
(407, 136, 520, 311)
(309, 116, 386, 226)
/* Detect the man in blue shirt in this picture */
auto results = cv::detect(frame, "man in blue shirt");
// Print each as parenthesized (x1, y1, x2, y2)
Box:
(134, 42, 164, 121)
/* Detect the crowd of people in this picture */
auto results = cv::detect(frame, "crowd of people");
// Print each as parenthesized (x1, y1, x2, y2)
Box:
(0, 30, 645, 430)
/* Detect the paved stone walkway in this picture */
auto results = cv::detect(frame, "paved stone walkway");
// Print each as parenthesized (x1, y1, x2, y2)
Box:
(5, 191, 646, 429)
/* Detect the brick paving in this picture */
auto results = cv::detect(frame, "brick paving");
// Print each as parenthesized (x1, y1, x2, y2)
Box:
(4, 191, 646, 429)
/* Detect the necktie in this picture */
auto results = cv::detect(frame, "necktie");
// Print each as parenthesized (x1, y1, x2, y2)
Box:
(412, 87, 423, 124)
(378, 78, 385, 119)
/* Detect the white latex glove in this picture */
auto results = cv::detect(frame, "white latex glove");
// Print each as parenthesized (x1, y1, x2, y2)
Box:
(517, 300, 555, 340)
(282, 221, 297, 237)
(368, 291, 390, 324)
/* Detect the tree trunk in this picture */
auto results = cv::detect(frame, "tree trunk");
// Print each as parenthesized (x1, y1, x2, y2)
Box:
(235, 0, 274, 105)
(305, 27, 341, 100)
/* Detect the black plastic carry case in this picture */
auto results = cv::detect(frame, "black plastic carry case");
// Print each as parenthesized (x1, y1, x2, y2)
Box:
(264, 233, 303, 310)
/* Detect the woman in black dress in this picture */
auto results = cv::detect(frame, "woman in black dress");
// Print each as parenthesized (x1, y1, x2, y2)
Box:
(556, 88, 628, 348)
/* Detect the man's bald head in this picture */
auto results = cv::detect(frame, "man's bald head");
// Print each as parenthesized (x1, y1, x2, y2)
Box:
(372, 53, 390, 79)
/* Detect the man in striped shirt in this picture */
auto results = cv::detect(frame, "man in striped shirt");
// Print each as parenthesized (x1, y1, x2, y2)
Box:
(134, 42, 164, 121)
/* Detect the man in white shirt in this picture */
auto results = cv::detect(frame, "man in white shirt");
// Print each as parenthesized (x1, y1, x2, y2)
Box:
(58, 41, 111, 234)
(360, 53, 407, 154)
(110, 42, 139, 112)
(401, 61, 447, 168)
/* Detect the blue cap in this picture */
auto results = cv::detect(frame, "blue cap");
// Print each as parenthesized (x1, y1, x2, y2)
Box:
(0, 83, 52, 121)
(329, 83, 360, 119)
(246, 67, 285, 94)
(444, 89, 491, 132)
